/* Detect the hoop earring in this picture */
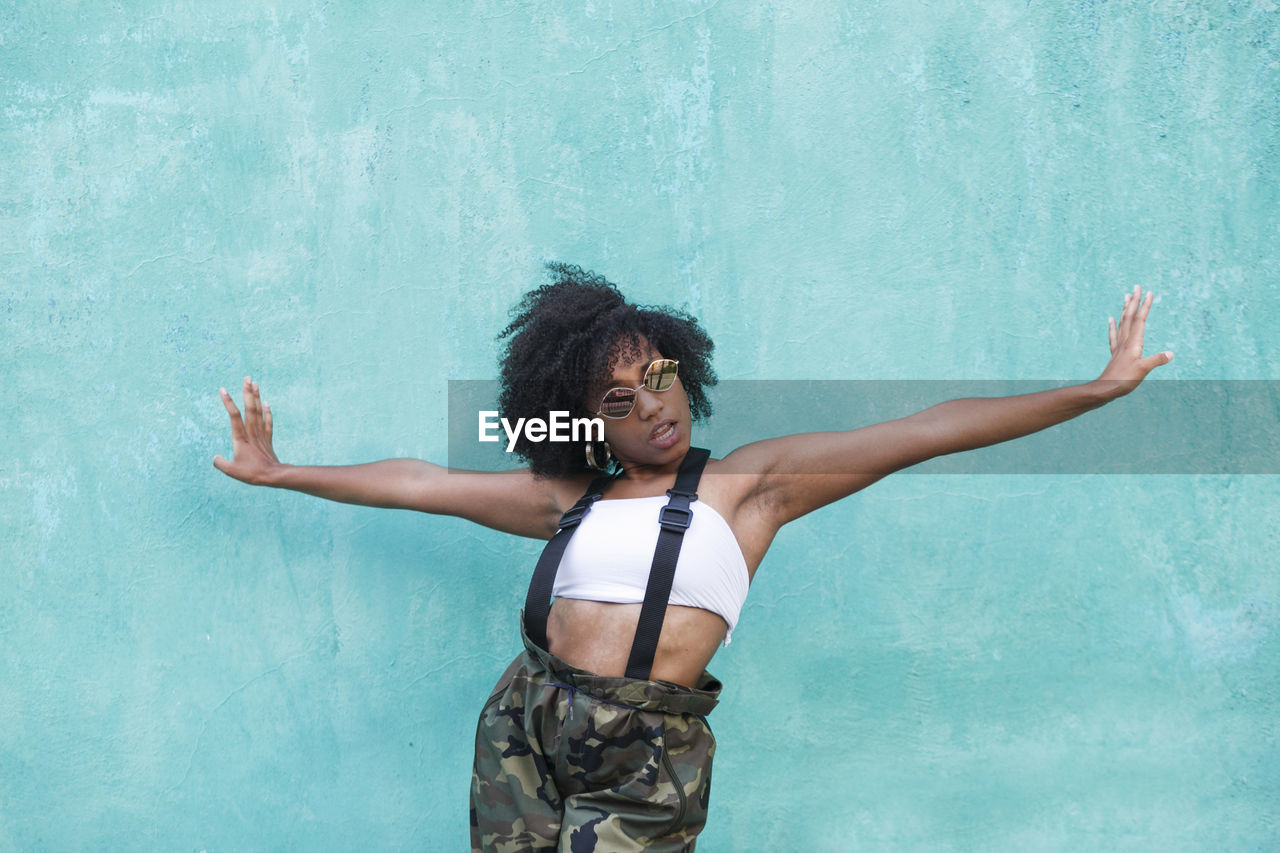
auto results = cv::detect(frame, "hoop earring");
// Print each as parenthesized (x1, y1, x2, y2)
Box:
(585, 441, 612, 471)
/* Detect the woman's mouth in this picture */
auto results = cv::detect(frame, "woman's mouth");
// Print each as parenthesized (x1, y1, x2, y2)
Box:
(650, 420, 679, 448)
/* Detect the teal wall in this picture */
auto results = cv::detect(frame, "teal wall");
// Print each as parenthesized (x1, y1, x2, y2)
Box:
(3, 1, 1278, 849)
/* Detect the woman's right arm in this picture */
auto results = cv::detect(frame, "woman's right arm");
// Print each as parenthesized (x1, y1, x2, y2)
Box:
(212, 377, 567, 540)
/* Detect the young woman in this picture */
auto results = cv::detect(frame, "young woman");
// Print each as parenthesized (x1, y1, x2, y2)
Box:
(213, 263, 1171, 851)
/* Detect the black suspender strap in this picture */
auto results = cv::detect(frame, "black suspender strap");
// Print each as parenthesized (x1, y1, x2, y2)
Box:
(521, 446, 712, 682)
(624, 447, 710, 680)
(522, 473, 614, 650)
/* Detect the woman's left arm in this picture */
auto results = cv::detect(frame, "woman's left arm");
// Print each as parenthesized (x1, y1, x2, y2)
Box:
(732, 285, 1173, 526)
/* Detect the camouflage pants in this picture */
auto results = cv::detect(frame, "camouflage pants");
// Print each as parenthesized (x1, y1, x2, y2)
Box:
(470, 620, 722, 852)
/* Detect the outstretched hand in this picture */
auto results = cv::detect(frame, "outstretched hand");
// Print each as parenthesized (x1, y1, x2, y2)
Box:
(1096, 284, 1173, 398)
(213, 376, 281, 485)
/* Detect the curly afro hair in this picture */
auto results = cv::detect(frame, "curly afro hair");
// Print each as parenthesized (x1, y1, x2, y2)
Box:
(497, 262, 716, 478)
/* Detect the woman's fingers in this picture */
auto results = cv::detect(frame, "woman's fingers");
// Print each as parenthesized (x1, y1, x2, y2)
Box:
(214, 378, 277, 481)
(1115, 286, 1153, 344)
(242, 377, 275, 442)
(221, 378, 269, 444)
(218, 386, 240, 418)
(1129, 290, 1151, 352)
(1096, 286, 1171, 394)
(1139, 290, 1153, 335)
(219, 387, 246, 441)
(243, 377, 260, 428)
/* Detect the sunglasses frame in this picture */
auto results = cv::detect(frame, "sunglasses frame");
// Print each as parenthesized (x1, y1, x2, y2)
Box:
(593, 358, 680, 419)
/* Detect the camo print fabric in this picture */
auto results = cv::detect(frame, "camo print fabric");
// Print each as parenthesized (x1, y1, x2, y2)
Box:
(470, 620, 722, 852)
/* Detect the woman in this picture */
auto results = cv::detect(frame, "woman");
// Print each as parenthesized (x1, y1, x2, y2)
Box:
(213, 263, 1171, 851)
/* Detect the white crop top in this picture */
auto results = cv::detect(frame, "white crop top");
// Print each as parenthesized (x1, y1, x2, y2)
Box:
(552, 495, 751, 644)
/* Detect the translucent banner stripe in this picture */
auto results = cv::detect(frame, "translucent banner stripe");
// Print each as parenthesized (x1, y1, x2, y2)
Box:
(448, 381, 1280, 474)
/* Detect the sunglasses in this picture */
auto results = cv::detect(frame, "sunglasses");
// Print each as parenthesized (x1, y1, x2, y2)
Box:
(594, 358, 680, 419)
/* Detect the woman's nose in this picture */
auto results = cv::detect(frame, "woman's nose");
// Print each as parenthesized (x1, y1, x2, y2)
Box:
(632, 387, 664, 418)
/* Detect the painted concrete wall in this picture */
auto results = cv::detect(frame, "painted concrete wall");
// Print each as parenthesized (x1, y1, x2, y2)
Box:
(3, 1, 1277, 849)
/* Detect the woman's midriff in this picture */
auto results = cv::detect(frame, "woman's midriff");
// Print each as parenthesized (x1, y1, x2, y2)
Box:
(546, 598, 727, 688)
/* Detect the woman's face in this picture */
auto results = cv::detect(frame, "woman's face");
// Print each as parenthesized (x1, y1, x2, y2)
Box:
(586, 336, 691, 473)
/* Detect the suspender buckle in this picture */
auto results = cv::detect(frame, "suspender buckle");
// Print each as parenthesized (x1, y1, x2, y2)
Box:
(658, 504, 693, 532)
(557, 494, 600, 529)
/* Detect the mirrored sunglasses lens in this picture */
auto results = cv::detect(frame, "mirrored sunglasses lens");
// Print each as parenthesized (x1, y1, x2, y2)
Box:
(645, 360, 678, 391)
(599, 390, 635, 418)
